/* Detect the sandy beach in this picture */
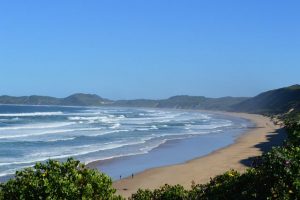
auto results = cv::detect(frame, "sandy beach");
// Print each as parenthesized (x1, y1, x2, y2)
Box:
(113, 112, 286, 198)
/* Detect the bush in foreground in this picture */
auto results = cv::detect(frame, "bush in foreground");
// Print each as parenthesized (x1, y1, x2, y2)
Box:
(130, 184, 188, 200)
(0, 158, 123, 200)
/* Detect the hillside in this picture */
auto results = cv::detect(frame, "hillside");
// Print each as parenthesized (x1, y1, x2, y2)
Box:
(0, 95, 60, 105)
(113, 99, 159, 108)
(157, 96, 249, 110)
(61, 94, 112, 106)
(1, 85, 299, 113)
(231, 84, 300, 114)
(0, 94, 112, 106)
(112, 96, 249, 110)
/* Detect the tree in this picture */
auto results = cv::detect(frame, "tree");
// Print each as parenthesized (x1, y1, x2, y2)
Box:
(0, 158, 123, 200)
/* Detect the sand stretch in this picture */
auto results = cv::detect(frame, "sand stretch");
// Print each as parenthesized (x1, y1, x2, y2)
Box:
(112, 112, 286, 198)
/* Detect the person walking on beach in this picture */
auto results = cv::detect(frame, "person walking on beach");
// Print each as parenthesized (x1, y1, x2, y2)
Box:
(120, 175, 122, 180)
(132, 173, 134, 179)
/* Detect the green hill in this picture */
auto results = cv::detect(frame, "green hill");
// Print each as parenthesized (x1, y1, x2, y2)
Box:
(0, 94, 112, 106)
(113, 99, 159, 107)
(112, 96, 249, 110)
(231, 84, 300, 114)
(156, 96, 249, 110)
(61, 93, 112, 106)
(0, 95, 60, 105)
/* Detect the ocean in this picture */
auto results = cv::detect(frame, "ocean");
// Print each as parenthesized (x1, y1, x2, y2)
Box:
(0, 105, 252, 180)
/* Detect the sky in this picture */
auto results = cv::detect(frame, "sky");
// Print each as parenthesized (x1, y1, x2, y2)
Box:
(0, 1, 299, 100)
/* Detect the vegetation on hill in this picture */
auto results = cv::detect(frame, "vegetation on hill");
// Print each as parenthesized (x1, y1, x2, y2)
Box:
(113, 99, 159, 108)
(231, 85, 300, 115)
(0, 93, 112, 106)
(114, 85, 300, 113)
(157, 96, 249, 110)
(113, 96, 249, 110)
(61, 93, 112, 106)
(0, 95, 60, 105)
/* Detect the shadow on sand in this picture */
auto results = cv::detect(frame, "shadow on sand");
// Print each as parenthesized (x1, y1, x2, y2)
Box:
(239, 127, 287, 167)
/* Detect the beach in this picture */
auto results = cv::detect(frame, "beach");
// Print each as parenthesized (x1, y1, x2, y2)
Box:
(0, 106, 248, 181)
(112, 112, 286, 198)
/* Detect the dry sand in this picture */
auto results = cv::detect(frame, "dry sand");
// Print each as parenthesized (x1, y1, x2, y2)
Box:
(113, 112, 286, 198)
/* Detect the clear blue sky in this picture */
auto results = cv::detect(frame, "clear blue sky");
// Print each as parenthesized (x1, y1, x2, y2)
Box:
(0, 1, 299, 100)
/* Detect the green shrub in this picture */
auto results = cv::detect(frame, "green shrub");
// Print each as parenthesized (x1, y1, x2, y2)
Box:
(0, 158, 123, 200)
(130, 189, 153, 200)
(188, 168, 267, 199)
(130, 184, 188, 200)
(256, 146, 300, 199)
(189, 170, 240, 199)
(285, 120, 300, 146)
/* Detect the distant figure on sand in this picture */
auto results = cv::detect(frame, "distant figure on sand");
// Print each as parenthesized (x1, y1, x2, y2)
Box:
(132, 173, 134, 179)
(120, 175, 122, 180)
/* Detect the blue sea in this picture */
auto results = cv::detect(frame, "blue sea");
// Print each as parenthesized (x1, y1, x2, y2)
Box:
(0, 105, 252, 180)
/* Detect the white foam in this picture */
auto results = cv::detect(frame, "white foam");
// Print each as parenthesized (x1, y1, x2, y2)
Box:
(139, 139, 167, 152)
(0, 140, 146, 167)
(46, 137, 77, 142)
(0, 111, 64, 117)
(0, 165, 34, 177)
(68, 115, 121, 124)
(110, 123, 121, 129)
(0, 122, 75, 131)
(0, 127, 104, 139)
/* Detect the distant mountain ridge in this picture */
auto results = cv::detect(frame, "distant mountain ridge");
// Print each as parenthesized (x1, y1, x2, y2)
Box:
(0, 93, 112, 106)
(0, 93, 248, 110)
(0, 85, 299, 115)
(114, 96, 249, 110)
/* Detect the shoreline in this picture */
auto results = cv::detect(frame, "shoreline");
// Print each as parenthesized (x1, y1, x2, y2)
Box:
(87, 110, 252, 180)
(112, 112, 286, 198)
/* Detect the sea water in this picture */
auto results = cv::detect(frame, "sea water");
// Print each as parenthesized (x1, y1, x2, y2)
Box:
(0, 105, 251, 179)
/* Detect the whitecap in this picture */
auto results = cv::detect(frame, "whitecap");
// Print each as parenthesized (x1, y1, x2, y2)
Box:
(0, 111, 64, 117)
(0, 122, 76, 131)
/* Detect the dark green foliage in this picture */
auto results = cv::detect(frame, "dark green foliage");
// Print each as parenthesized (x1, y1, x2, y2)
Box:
(0, 93, 112, 106)
(113, 99, 159, 108)
(61, 93, 112, 106)
(0, 158, 123, 200)
(113, 96, 248, 110)
(157, 96, 249, 110)
(189, 169, 259, 199)
(231, 84, 300, 114)
(130, 184, 188, 200)
(256, 146, 300, 199)
(285, 118, 300, 146)
(130, 189, 153, 200)
(0, 95, 61, 105)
